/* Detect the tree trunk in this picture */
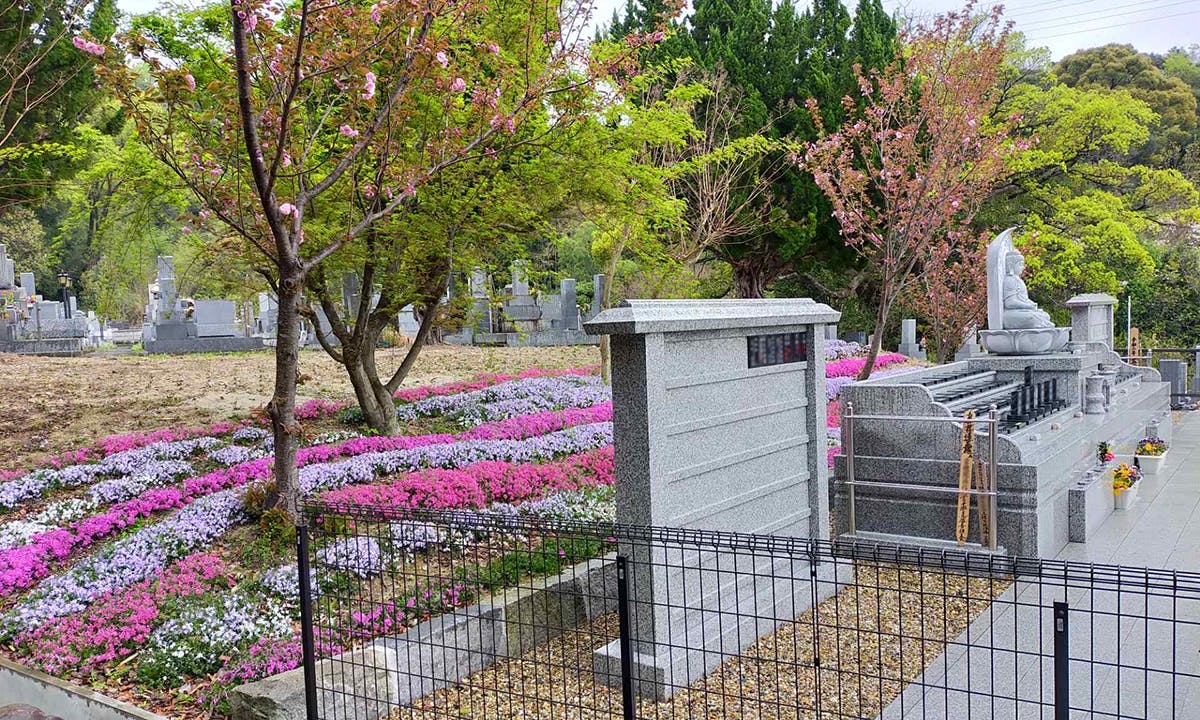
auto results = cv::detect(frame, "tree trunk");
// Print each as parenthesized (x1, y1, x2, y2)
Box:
(266, 271, 304, 516)
(732, 261, 768, 299)
(599, 230, 627, 385)
(343, 343, 400, 435)
(857, 298, 890, 381)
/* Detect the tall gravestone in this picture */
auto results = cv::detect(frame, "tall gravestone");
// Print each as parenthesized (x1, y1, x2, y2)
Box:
(156, 256, 177, 320)
(897, 318, 926, 360)
(0, 243, 13, 289)
(560, 278, 578, 331)
(585, 299, 840, 698)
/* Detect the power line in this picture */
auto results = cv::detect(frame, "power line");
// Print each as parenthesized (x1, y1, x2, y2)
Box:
(1007, 0, 1179, 20)
(1025, 8, 1200, 40)
(1017, 0, 1196, 31)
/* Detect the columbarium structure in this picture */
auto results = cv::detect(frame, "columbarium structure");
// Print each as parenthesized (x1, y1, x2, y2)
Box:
(585, 299, 840, 698)
(832, 230, 1170, 557)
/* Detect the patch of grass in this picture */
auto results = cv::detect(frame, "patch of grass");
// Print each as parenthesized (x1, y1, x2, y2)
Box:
(466, 536, 607, 593)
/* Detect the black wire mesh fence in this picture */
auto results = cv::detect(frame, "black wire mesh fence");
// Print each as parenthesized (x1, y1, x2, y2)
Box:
(297, 501, 1200, 720)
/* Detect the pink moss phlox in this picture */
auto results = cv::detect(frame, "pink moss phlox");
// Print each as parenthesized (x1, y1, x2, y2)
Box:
(824, 353, 908, 379)
(0, 404, 613, 598)
(827, 400, 841, 429)
(320, 446, 615, 508)
(16, 552, 231, 675)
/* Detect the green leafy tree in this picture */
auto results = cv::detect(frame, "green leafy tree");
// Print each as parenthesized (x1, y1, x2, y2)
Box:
(984, 54, 1200, 320)
(1055, 44, 1198, 169)
(0, 0, 116, 209)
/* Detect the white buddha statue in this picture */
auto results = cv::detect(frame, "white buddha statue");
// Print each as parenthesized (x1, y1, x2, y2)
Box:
(1001, 251, 1053, 329)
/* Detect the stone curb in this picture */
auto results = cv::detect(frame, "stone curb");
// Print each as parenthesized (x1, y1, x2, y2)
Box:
(0, 655, 167, 720)
(229, 553, 618, 720)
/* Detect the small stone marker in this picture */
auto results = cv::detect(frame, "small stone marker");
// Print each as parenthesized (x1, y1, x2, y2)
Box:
(585, 298, 840, 698)
(898, 318, 926, 360)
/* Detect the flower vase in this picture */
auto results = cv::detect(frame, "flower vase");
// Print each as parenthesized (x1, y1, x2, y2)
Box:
(1135, 452, 1167, 476)
(1114, 482, 1140, 510)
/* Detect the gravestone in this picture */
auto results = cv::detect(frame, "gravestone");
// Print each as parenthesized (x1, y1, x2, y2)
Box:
(19, 272, 35, 297)
(560, 278, 579, 331)
(954, 327, 985, 361)
(258, 292, 278, 336)
(585, 299, 840, 698)
(0, 244, 13, 288)
(397, 305, 422, 336)
(342, 273, 362, 319)
(193, 300, 239, 337)
(898, 318, 926, 360)
(825, 325, 838, 341)
(156, 256, 177, 321)
(1159, 359, 1187, 408)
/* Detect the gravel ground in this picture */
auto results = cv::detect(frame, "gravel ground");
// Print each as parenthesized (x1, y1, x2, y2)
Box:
(0, 344, 598, 471)
(392, 562, 1011, 720)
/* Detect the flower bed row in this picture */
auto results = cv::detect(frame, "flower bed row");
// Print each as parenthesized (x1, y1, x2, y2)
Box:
(1, 422, 613, 634)
(8, 450, 617, 698)
(0, 404, 613, 602)
(0, 437, 222, 512)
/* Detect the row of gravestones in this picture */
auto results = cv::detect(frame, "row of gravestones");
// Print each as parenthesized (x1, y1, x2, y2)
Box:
(0, 243, 95, 352)
(444, 262, 601, 346)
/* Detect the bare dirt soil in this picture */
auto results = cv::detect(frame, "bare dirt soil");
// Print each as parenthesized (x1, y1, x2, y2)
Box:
(0, 344, 598, 472)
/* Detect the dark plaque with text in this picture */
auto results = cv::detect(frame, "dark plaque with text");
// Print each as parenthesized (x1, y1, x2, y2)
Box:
(746, 331, 808, 369)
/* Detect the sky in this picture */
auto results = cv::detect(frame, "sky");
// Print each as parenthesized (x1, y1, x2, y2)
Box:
(114, 0, 1199, 61)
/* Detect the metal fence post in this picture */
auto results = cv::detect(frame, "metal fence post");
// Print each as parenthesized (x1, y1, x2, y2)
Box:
(988, 405, 999, 551)
(1053, 601, 1069, 720)
(298, 523, 319, 720)
(845, 401, 856, 535)
(616, 555, 636, 720)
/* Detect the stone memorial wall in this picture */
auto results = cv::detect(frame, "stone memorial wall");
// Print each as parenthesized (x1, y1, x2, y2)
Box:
(585, 299, 840, 698)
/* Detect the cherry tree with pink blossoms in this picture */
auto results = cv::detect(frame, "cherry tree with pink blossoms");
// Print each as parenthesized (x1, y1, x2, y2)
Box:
(804, 2, 1023, 379)
(76, 0, 666, 517)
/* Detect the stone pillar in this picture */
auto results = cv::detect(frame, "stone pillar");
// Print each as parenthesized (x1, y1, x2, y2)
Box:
(342, 273, 362, 319)
(510, 260, 530, 298)
(155, 256, 176, 321)
(897, 318, 926, 360)
(559, 278, 579, 331)
(1066, 293, 1117, 351)
(584, 299, 841, 698)
(1159, 358, 1186, 409)
(0, 243, 13, 289)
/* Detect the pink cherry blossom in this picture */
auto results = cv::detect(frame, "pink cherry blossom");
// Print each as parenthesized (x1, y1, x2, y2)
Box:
(450, 77, 466, 93)
(185, 74, 196, 91)
(339, 125, 359, 138)
(435, 51, 449, 67)
(370, 3, 380, 22)
(72, 37, 105, 57)
(362, 71, 376, 100)
(279, 203, 296, 216)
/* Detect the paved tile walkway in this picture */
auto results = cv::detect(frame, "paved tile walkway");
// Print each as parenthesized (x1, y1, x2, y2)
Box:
(876, 412, 1200, 719)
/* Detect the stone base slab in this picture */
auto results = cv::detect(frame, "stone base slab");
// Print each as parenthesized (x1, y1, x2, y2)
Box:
(144, 336, 266, 354)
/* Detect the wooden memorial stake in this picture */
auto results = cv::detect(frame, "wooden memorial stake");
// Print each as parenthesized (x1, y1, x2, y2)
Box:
(955, 410, 977, 544)
(974, 457, 991, 546)
(1129, 327, 1142, 366)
